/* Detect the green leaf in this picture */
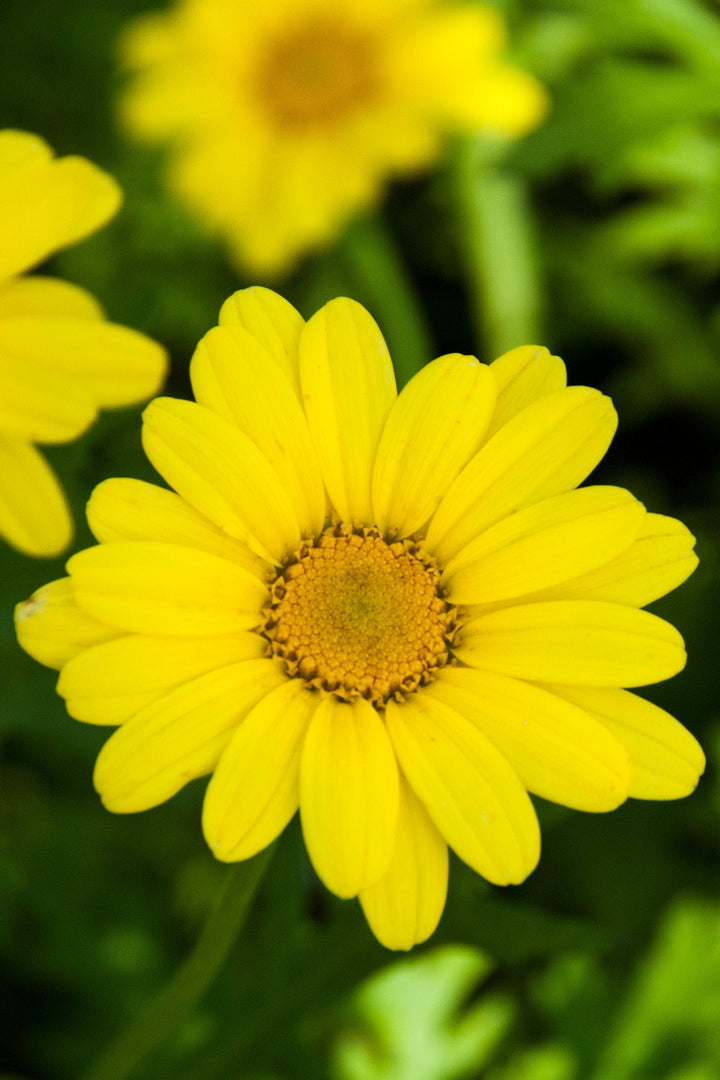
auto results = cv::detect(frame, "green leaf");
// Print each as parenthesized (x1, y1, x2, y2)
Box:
(592, 899, 720, 1079)
(487, 1044, 577, 1080)
(332, 945, 514, 1080)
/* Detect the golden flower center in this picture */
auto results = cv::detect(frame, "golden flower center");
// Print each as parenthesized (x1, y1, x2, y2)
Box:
(256, 20, 379, 128)
(262, 527, 459, 706)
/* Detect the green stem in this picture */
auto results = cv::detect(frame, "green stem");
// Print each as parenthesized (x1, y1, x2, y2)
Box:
(81, 847, 275, 1080)
(338, 213, 433, 386)
(453, 137, 543, 360)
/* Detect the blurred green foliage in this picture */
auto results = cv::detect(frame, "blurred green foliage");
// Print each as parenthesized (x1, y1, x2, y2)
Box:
(333, 946, 513, 1080)
(1, 0, 720, 1077)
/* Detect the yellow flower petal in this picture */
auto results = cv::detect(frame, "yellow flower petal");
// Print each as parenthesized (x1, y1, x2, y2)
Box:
(203, 680, 319, 862)
(453, 66, 549, 136)
(386, 693, 540, 885)
(359, 775, 448, 951)
(392, 7, 546, 136)
(205, 132, 375, 273)
(427, 667, 631, 812)
(372, 353, 496, 538)
(544, 684, 705, 801)
(486, 345, 566, 438)
(425, 387, 618, 565)
(190, 325, 326, 536)
(218, 286, 304, 396)
(86, 477, 269, 579)
(443, 487, 645, 605)
(0, 129, 52, 181)
(0, 437, 73, 556)
(0, 146, 122, 280)
(0, 318, 167, 408)
(15, 578, 120, 670)
(67, 541, 267, 635)
(0, 276, 104, 320)
(142, 397, 301, 563)
(0, 352, 96, 443)
(94, 659, 286, 813)
(299, 298, 396, 525)
(457, 601, 686, 687)
(58, 630, 265, 726)
(300, 696, 399, 898)
(523, 513, 699, 608)
(390, 5, 507, 89)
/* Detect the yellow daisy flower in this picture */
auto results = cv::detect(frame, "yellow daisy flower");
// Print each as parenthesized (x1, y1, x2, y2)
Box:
(15, 288, 704, 950)
(118, 0, 547, 272)
(0, 130, 167, 557)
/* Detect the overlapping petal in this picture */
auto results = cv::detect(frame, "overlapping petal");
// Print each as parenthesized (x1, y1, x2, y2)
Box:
(93, 659, 286, 813)
(58, 630, 265, 726)
(359, 775, 448, 951)
(425, 387, 618, 565)
(204, 680, 319, 862)
(426, 667, 631, 811)
(218, 287, 304, 396)
(0, 130, 168, 559)
(0, 354, 96, 444)
(14, 577, 120, 670)
(545, 684, 705, 801)
(300, 696, 400, 898)
(0, 131, 122, 280)
(67, 541, 267, 635)
(386, 693, 540, 884)
(485, 345, 567, 438)
(191, 324, 326, 536)
(518, 513, 699, 608)
(0, 318, 166, 408)
(299, 298, 396, 525)
(142, 397, 301, 562)
(372, 353, 496, 537)
(442, 487, 645, 605)
(86, 477, 269, 577)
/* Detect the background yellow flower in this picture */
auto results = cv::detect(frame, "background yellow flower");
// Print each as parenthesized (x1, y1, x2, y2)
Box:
(118, 0, 547, 272)
(0, 130, 167, 557)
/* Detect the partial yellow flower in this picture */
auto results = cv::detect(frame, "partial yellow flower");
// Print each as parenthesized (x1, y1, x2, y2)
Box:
(15, 288, 704, 949)
(0, 130, 168, 557)
(118, 0, 547, 272)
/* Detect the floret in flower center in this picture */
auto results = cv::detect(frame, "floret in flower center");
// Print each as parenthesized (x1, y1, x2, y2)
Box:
(261, 525, 459, 705)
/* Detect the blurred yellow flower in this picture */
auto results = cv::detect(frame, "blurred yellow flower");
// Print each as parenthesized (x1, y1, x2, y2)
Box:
(119, 0, 547, 272)
(16, 288, 703, 950)
(0, 130, 167, 557)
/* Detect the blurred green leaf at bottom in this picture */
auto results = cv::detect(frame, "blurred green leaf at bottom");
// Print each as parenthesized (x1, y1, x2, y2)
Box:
(593, 898, 720, 1080)
(332, 944, 513, 1080)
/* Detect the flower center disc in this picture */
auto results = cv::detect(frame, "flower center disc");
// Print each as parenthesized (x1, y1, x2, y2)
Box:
(262, 527, 459, 706)
(256, 21, 378, 128)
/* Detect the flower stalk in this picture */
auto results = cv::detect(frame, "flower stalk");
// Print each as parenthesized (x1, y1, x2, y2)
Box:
(453, 135, 543, 359)
(81, 846, 274, 1080)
